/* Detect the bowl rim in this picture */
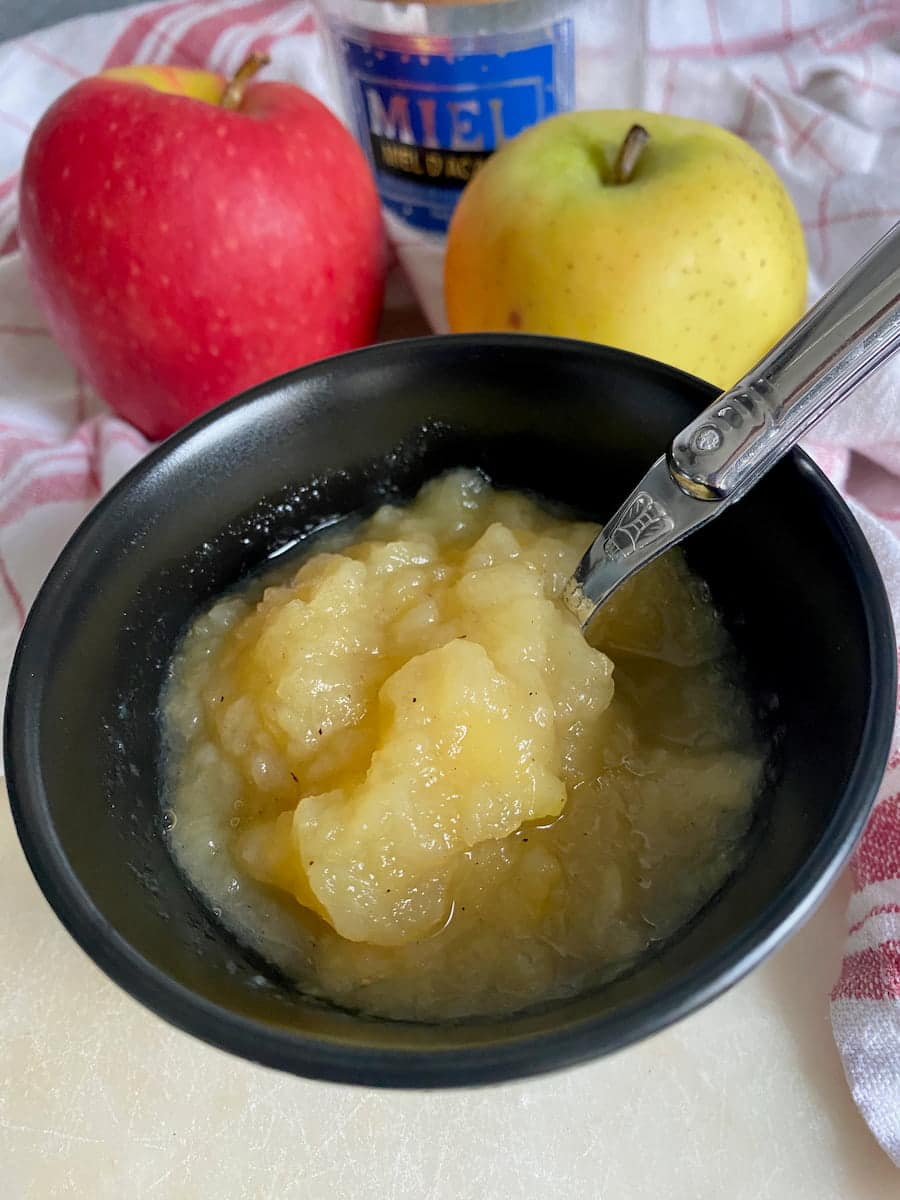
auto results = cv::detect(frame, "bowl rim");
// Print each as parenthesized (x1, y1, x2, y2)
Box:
(5, 333, 897, 1088)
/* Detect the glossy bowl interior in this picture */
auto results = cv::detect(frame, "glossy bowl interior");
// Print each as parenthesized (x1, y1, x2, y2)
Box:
(5, 335, 896, 1087)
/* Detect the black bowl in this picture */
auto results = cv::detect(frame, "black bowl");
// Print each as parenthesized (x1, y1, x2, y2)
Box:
(5, 335, 895, 1087)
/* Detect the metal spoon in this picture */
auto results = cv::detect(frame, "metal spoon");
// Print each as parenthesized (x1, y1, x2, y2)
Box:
(563, 222, 900, 629)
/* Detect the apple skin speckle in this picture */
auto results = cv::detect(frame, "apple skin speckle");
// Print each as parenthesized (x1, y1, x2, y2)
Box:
(18, 78, 387, 439)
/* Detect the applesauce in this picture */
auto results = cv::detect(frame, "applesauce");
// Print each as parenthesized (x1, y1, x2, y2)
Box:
(163, 470, 763, 1021)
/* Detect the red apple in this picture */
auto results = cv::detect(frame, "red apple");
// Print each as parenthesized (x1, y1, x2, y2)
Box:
(18, 55, 386, 439)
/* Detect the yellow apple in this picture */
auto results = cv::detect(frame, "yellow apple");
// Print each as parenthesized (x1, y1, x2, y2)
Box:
(444, 110, 807, 386)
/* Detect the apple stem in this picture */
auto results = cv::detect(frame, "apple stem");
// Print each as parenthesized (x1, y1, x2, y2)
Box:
(611, 124, 649, 185)
(219, 50, 271, 110)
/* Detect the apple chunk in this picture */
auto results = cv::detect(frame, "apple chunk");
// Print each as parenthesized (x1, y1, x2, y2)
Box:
(241, 638, 568, 946)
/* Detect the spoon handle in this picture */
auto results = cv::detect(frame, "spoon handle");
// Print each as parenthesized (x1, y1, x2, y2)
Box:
(566, 222, 900, 629)
(668, 221, 900, 502)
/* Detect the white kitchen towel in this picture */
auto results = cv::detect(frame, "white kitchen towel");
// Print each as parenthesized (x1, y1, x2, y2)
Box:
(0, 0, 898, 1165)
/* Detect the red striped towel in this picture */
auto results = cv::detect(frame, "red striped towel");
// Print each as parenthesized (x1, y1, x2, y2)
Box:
(0, 0, 898, 1163)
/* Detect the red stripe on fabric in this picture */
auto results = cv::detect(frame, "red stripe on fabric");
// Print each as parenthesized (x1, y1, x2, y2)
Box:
(811, 25, 829, 55)
(1, 229, 18, 258)
(19, 38, 84, 80)
(705, 0, 726, 55)
(0, 419, 58, 442)
(735, 86, 757, 138)
(0, 424, 148, 495)
(0, 324, 50, 337)
(817, 176, 836, 277)
(72, 412, 103, 492)
(648, 30, 797, 58)
(162, 0, 287, 71)
(80, 0, 315, 73)
(0, 549, 24, 624)
(235, 18, 316, 61)
(102, 1, 199, 68)
(734, 79, 792, 154)
(651, 8, 900, 58)
(104, 426, 150, 456)
(781, 0, 794, 38)
(0, 468, 97, 527)
(751, 76, 844, 173)
(0, 445, 91, 509)
(0, 429, 55, 453)
(860, 43, 875, 96)
(244, 8, 316, 53)
(848, 903, 900, 936)
(87, 449, 101, 493)
(0, 110, 32, 135)
(802, 207, 900, 230)
(831, 939, 900, 1001)
(853, 793, 900, 888)
(292, 11, 315, 34)
(740, 130, 791, 156)
(0, 437, 64, 476)
(73, 375, 87, 425)
(791, 111, 828, 156)
(827, 15, 900, 54)
(660, 59, 679, 114)
(840, 69, 900, 101)
(0, 433, 88, 460)
(0, 174, 19, 203)
(779, 49, 800, 90)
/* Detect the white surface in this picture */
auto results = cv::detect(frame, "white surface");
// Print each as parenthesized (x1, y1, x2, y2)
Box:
(1, 6, 899, 1190)
(0, 791, 895, 1199)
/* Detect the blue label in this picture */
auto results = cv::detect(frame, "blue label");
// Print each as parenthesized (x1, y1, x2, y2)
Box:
(334, 21, 574, 234)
